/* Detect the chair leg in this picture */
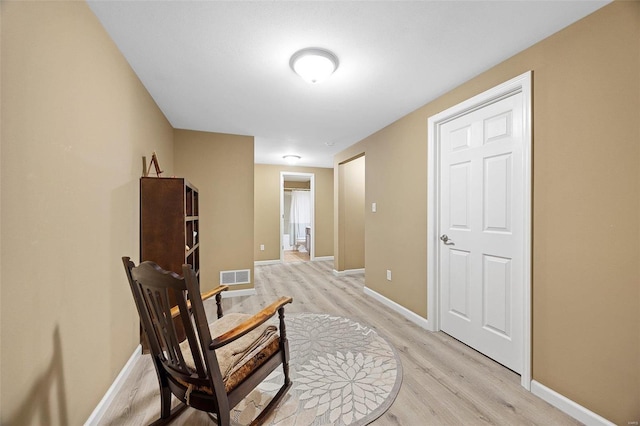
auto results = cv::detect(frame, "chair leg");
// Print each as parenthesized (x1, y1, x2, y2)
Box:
(159, 385, 172, 418)
(250, 356, 293, 426)
(278, 307, 291, 388)
(217, 408, 230, 426)
(282, 359, 291, 388)
(149, 402, 188, 426)
(148, 367, 188, 426)
(250, 378, 292, 426)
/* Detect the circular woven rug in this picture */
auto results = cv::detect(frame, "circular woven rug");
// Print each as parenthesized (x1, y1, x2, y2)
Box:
(231, 313, 403, 426)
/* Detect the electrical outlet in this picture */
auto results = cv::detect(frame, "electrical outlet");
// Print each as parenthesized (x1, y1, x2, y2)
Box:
(386, 270, 392, 281)
(260, 244, 265, 251)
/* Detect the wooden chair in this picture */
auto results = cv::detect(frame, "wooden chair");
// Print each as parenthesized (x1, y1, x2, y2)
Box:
(122, 257, 293, 425)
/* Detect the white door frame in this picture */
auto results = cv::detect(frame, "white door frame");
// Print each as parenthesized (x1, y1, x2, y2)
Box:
(427, 71, 532, 389)
(280, 172, 315, 262)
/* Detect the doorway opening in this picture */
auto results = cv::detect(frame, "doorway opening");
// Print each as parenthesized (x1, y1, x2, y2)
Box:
(336, 155, 365, 273)
(281, 172, 314, 263)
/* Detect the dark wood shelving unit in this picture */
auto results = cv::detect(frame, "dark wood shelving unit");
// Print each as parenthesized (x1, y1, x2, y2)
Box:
(140, 177, 199, 342)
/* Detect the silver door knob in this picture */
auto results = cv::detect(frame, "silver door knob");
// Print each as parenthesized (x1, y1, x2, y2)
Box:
(440, 234, 454, 245)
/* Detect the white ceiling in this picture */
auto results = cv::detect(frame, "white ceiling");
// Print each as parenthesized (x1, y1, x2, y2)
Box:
(88, 0, 609, 168)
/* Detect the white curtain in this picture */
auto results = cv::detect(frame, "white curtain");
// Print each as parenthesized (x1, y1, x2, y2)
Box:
(284, 191, 292, 247)
(290, 190, 310, 248)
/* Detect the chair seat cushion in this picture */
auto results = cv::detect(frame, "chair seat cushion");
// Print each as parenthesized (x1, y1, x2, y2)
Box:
(179, 312, 280, 393)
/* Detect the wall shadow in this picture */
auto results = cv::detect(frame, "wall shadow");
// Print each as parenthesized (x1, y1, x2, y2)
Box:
(6, 326, 68, 425)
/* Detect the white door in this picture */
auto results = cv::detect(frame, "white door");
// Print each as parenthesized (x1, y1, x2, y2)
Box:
(439, 92, 524, 373)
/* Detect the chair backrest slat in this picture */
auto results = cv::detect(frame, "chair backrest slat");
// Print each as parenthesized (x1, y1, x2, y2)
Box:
(123, 258, 219, 380)
(143, 286, 188, 370)
(182, 265, 229, 397)
(122, 256, 291, 425)
(183, 266, 218, 376)
(123, 258, 164, 357)
(175, 287, 208, 377)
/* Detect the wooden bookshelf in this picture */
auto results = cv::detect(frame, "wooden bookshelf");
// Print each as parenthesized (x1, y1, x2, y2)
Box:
(140, 177, 199, 342)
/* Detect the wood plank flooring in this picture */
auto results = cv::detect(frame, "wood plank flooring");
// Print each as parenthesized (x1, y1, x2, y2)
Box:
(283, 250, 310, 263)
(100, 261, 580, 425)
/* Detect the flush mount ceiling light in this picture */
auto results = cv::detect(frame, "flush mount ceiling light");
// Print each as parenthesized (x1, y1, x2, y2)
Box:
(283, 155, 301, 164)
(290, 48, 339, 84)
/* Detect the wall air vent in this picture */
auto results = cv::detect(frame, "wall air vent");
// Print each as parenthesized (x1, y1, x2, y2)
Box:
(220, 269, 251, 285)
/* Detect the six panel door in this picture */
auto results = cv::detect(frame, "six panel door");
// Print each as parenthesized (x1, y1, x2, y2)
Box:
(439, 93, 524, 373)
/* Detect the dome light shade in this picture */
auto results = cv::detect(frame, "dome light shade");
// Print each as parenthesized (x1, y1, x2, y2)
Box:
(290, 48, 339, 84)
(283, 155, 301, 164)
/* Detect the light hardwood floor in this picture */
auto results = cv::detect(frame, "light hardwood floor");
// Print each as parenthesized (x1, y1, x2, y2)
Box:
(283, 249, 310, 263)
(100, 261, 580, 425)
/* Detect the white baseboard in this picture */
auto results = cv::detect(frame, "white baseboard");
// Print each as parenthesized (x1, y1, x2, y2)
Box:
(363, 286, 614, 426)
(85, 345, 141, 425)
(221, 288, 257, 298)
(530, 381, 615, 426)
(86, 290, 614, 426)
(254, 259, 281, 266)
(255, 257, 334, 266)
(312, 256, 334, 262)
(364, 286, 431, 330)
(255, 257, 334, 265)
(333, 268, 365, 277)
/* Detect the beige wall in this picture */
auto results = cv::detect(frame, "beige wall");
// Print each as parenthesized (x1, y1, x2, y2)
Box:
(1, 1, 174, 424)
(174, 130, 255, 291)
(336, 155, 365, 271)
(334, 2, 639, 423)
(335, 115, 428, 316)
(254, 164, 333, 262)
(2, 1, 637, 424)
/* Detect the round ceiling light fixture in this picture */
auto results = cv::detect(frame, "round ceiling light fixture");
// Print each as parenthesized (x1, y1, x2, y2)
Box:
(290, 48, 339, 84)
(283, 155, 301, 164)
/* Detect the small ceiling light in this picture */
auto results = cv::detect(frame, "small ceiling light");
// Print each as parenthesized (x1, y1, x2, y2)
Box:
(290, 48, 339, 84)
(283, 155, 301, 165)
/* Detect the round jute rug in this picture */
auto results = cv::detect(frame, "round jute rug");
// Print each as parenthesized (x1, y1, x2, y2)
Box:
(231, 313, 403, 426)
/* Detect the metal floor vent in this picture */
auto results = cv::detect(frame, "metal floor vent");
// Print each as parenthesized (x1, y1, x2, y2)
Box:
(220, 269, 251, 285)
